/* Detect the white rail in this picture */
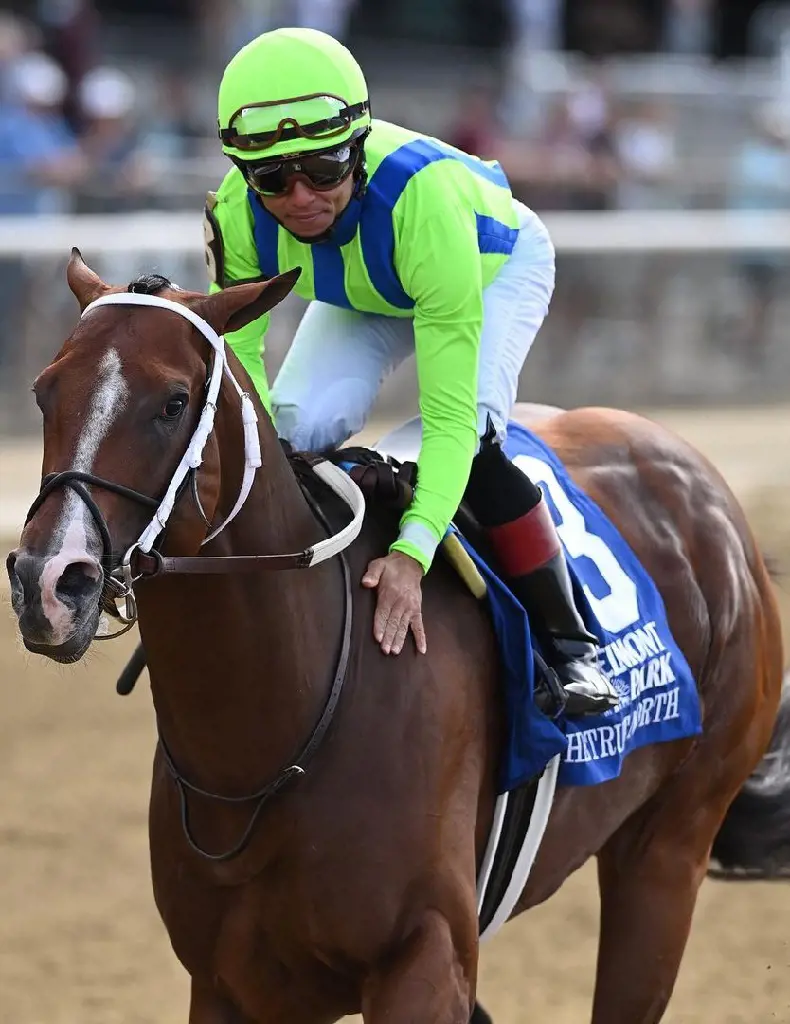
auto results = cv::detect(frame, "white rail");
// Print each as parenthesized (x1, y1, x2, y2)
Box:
(2, 210, 790, 257)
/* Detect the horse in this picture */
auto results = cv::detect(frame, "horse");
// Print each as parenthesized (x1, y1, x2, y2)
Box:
(6, 250, 785, 1024)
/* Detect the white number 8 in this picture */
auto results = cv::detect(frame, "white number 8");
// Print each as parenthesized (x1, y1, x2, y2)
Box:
(514, 454, 640, 634)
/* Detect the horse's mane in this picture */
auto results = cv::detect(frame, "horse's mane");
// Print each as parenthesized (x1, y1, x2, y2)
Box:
(127, 273, 174, 295)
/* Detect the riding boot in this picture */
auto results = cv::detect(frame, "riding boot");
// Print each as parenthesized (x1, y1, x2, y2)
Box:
(463, 430, 619, 717)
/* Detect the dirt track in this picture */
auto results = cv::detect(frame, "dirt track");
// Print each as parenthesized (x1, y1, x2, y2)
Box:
(1, 406, 789, 1023)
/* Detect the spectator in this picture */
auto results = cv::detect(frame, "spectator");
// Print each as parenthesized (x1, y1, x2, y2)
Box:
(138, 70, 205, 163)
(0, 50, 85, 215)
(447, 88, 503, 159)
(614, 99, 677, 209)
(507, 0, 564, 53)
(36, 0, 101, 133)
(290, 0, 358, 39)
(76, 65, 151, 212)
(726, 101, 790, 366)
(0, 12, 38, 103)
(201, 0, 358, 65)
(524, 91, 620, 211)
(661, 0, 713, 56)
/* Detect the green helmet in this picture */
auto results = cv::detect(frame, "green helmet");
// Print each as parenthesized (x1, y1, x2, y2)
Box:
(217, 27, 371, 161)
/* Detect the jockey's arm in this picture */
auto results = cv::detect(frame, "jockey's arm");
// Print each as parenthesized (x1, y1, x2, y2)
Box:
(390, 196, 482, 574)
(203, 188, 274, 412)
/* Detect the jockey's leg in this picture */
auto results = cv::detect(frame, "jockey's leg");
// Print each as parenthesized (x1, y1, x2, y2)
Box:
(464, 434, 618, 715)
(271, 302, 412, 452)
(464, 201, 618, 716)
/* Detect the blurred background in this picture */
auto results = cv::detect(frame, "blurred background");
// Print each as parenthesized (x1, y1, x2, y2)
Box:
(2, 0, 790, 436)
(1, 3, 790, 1022)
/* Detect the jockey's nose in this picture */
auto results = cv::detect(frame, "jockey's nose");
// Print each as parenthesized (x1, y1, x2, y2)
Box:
(6, 547, 103, 645)
(287, 179, 318, 206)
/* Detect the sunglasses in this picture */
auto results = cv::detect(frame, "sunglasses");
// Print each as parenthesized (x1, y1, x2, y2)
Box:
(238, 143, 359, 197)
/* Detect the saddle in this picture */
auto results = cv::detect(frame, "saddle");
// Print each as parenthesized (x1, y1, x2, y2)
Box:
(288, 442, 489, 601)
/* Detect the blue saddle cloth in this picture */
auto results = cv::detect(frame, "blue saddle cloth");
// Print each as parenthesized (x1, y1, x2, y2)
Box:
(458, 421, 702, 791)
(341, 419, 702, 792)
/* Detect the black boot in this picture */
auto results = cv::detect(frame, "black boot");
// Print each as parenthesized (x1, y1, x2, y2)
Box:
(503, 539, 620, 716)
(464, 433, 619, 717)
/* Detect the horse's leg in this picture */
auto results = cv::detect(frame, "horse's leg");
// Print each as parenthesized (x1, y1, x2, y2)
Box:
(361, 909, 476, 1024)
(189, 979, 250, 1024)
(591, 770, 736, 1024)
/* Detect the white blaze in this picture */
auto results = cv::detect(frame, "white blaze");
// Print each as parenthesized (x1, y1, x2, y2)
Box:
(39, 348, 129, 640)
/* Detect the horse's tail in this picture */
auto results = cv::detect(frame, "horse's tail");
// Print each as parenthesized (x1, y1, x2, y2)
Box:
(709, 670, 790, 880)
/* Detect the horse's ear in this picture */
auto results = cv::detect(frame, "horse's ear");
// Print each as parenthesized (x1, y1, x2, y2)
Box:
(191, 268, 302, 335)
(67, 248, 111, 311)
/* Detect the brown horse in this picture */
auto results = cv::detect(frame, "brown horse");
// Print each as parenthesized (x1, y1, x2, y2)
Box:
(6, 252, 786, 1024)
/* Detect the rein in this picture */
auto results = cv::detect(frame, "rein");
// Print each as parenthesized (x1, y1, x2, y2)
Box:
(26, 290, 367, 860)
(160, 480, 354, 862)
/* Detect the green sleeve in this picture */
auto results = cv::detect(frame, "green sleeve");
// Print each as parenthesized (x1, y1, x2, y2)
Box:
(389, 196, 482, 573)
(203, 176, 272, 413)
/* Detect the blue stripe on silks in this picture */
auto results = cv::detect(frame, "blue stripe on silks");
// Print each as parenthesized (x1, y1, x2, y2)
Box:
(476, 213, 519, 255)
(361, 140, 513, 310)
(441, 146, 510, 189)
(311, 243, 352, 308)
(359, 143, 438, 310)
(248, 190, 280, 279)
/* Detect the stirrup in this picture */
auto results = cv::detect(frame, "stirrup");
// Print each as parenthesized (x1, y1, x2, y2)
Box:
(561, 677, 620, 716)
(534, 650, 620, 718)
(559, 656, 620, 716)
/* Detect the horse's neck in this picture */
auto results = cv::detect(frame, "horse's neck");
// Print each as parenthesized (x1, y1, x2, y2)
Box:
(138, 423, 345, 793)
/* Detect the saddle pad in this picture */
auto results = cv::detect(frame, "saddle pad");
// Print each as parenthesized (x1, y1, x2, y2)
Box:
(467, 421, 703, 790)
(369, 415, 703, 791)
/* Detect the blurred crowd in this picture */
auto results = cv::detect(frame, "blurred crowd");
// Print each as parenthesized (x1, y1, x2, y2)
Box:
(2, 0, 790, 218)
(0, 5, 206, 215)
(448, 75, 790, 214)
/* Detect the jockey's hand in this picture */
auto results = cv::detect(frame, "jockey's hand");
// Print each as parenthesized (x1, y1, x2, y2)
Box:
(361, 551, 427, 656)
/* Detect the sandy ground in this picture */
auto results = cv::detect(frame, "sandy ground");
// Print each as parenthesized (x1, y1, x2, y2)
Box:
(1, 405, 790, 1023)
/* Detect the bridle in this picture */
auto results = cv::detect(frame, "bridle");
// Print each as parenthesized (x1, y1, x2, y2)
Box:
(26, 292, 365, 623)
(25, 291, 367, 861)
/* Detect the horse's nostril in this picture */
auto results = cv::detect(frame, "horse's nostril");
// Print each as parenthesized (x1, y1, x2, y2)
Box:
(56, 561, 101, 605)
(5, 550, 22, 602)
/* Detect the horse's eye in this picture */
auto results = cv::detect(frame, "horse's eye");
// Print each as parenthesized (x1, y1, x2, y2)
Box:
(161, 394, 188, 420)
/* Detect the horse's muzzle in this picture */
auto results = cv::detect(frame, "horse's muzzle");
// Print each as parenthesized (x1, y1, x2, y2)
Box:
(6, 548, 102, 662)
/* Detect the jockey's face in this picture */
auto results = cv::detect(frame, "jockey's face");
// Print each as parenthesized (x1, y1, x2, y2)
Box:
(260, 174, 355, 238)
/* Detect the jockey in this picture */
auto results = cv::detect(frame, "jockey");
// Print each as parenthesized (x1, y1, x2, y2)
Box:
(206, 27, 618, 715)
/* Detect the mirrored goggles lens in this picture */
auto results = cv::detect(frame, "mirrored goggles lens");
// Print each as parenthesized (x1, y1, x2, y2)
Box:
(224, 95, 363, 152)
(243, 145, 356, 196)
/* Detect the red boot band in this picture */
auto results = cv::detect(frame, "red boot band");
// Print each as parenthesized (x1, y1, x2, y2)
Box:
(487, 500, 561, 578)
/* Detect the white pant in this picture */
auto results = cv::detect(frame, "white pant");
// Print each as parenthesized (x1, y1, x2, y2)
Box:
(271, 200, 556, 451)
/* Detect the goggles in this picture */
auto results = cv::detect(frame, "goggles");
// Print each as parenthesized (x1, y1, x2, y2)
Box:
(219, 93, 369, 153)
(238, 141, 360, 196)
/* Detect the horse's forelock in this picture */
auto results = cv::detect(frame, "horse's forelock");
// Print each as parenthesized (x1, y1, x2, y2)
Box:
(127, 273, 178, 296)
